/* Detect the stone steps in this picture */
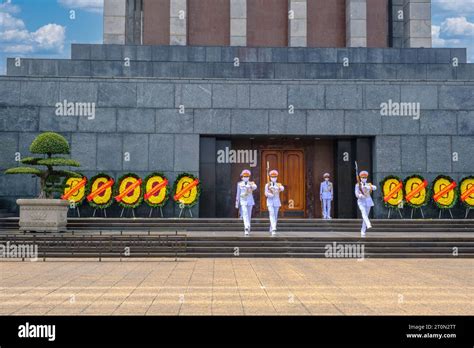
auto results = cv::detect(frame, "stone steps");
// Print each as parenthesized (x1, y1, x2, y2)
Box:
(1, 233, 472, 258)
(1, 218, 474, 233)
(0, 209, 15, 218)
(2, 219, 472, 258)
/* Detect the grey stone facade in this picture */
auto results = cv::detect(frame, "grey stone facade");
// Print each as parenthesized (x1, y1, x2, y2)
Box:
(289, 0, 307, 47)
(391, 0, 405, 48)
(1, 44, 473, 218)
(9, 45, 472, 80)
(104, 0, 143, 45)
(346, 0, 367, 47)
(404, 0, 432, 48)
(230, 0, 247, 46)
(103, 0, 127, 44)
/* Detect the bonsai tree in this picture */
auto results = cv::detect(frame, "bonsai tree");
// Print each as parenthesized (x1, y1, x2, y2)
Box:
(5, 132, 81, 199)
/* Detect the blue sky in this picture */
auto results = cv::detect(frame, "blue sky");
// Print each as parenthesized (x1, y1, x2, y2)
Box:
(431, 0, 474, 61)
(0, 0, 473, 74)
(0, 0, 103, 74)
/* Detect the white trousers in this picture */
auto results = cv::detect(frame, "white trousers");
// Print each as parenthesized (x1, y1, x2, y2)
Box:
(268, 205, 280, 231)
(240, 204, 253, 231)
(322, 199, 331, 218)
(358, 202, 372, 232)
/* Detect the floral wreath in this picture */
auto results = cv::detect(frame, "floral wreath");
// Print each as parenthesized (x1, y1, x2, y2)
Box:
(431, 175, 458, 209)
(62, 173, 87, 205)
(459, 176, 474, 209)
(86, 173, 115, 209)
(403, 174, 429, 208)
(142, 172, 170, 208)
(114, 173, 143, 209)
(172, 172, 201, 208)
(380, 175, 404, 208)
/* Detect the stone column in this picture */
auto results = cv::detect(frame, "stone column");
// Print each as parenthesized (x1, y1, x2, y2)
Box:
(125, 0, 143, 44)
(104, 0, 127, 44)
(170, 0, 187, 45)
(403, 0, 431, 48)
(288, 0, 307, 47)
(391, 0, 405, 47)
(230, 0, 247, 46)
(346, 0, 367, 47)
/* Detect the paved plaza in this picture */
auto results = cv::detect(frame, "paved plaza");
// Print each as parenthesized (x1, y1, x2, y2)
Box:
(0, 258, 472, 315)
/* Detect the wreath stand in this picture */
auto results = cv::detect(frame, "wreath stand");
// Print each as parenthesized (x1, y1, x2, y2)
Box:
(178, 205, 193, 218)
(120, 207, 136, 218)
(67, 202, 82, 217)
(438, 208, 454, 219)
(71, 206, 81, 217)
(92, 208, 108, 218)
(410, 207, 425, 219)
(149, 207, 164, 218)
(387, 207, 403, 219)
(465, 208, 473, 219)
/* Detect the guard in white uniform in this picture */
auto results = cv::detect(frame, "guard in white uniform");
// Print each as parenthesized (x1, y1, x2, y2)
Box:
(355, 171, 377, 238)
(265, 170, 285, 236)
(320, 173, 333, 219)
(235, 169, 257, 236)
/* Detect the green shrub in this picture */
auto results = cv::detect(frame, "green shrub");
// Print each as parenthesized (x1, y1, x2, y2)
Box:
(5, 132, 81, 198)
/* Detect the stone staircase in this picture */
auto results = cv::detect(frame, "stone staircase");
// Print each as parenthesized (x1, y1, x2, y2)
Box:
(0, 209, 15, 218)
(1, 217, 474, 232)
(1, 218, 473, 258)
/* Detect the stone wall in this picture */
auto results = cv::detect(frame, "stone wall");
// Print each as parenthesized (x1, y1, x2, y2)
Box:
(1, 74, 473, 218)
(6, 45, 472, 81)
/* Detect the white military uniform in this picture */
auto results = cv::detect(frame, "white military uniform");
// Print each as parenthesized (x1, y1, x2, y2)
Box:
(320, 178, 333, 219)
(235, 178, 257, 234)
(265, 180, 284, 234)
(355, 178, 377, 236)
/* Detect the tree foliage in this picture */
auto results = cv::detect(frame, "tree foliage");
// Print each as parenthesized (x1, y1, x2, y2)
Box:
(5, 132, 81, 198)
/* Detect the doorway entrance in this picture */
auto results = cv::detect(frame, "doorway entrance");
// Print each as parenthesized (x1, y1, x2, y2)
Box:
(260, 149, 305, 217)
(200, 136, 371, 219)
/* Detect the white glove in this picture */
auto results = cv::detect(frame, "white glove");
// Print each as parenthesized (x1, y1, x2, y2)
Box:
(235, 203, 239, 209)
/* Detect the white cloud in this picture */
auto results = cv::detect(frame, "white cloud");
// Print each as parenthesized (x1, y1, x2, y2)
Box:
(431, 25, 461, 46)
(32, 24, 66, 51)
(58, 0, 103, 13)
(441, 16, 474, 36)
(2, 44, 34, 54)
(0, 4, 66, 55)
(432, 0, 474, 62)
(432, 25, 444, 46)
(0, 24, 66, 52)
(0, 12, 25, 30)
(432, 0, 474, 16)
(0, 29, 30, 42)
(0, 0, 21, 14)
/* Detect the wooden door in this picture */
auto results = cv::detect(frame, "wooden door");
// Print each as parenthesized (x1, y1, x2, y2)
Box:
(260, 149, 305, 217)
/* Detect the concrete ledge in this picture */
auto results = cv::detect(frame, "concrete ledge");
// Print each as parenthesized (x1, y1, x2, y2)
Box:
(8, 58, 473, 81)
(70, 44, 467, 64)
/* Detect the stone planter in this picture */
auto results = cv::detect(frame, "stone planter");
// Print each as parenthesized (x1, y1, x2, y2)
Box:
(17, 199, 69, 232)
